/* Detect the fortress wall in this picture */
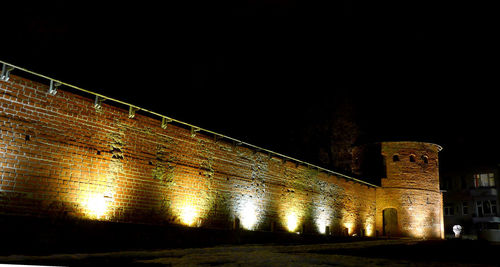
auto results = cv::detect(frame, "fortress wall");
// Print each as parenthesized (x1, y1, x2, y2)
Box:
(0, 75, 376, 236)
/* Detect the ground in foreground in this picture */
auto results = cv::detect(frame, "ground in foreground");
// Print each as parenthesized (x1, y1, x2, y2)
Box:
(0, 239, 497, 266)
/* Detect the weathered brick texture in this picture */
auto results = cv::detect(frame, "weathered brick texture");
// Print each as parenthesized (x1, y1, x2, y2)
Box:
(0, 75, 377, 236)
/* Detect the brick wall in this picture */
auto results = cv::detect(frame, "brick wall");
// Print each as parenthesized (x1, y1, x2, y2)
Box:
(0, 75, 377, 236)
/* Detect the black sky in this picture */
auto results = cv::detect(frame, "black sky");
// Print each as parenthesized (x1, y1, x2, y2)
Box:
(1, 1, 497, 172)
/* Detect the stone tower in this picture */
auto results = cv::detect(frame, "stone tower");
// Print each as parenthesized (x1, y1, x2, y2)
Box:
(375, 141, 443, 238)
(352, 141, 444, 238)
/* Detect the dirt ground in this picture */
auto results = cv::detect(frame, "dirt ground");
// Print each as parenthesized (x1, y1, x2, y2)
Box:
(0, 239, 497, 266)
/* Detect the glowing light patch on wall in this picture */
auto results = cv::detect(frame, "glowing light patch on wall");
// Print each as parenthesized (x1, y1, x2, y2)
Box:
(341, 209, 356, 236)
(279, 190, 306, 233)
(280, 199, 305, 233)
(410, 211, 427, 238)
(314, 207, 332, 234)
(286, 212, 299, 232)
(317, 219, 327, 234)
(172, 193, 211, 227)
(344, 222, 354, 235)
(83, 192, 113, 220)
(180, 205, 198, 226)
(170, 171, 215, 227)
(239, 201, 258, 230)
(414, 226, 424, 238)
(365, 224, 373, 236)
(364, 217, 375, 236)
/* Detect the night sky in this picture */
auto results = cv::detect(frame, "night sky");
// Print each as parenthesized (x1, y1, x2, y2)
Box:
(1, 1, 496, 173)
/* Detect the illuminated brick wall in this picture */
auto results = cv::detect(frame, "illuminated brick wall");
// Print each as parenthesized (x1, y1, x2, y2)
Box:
(376, 142, 444, 239)
(0, 75, 377, 236)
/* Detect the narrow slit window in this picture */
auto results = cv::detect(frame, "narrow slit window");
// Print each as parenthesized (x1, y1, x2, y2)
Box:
(409, 154, 416, 162)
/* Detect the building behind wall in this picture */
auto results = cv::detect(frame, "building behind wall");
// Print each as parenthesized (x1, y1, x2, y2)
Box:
(441, 165, 500, 238)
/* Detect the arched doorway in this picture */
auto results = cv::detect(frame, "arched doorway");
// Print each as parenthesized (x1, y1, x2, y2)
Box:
(383, 208, 398, 236)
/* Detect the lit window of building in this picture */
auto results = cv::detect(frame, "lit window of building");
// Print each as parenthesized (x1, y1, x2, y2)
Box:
(473, 173, 495, 188)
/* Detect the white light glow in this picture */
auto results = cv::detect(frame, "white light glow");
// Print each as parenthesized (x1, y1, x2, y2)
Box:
(286, 212, 299, 232)
(240, 201, 258, 230)
(410, 211, 427, 238)
(344, 222, 353, 236)
(365, 224, 373, 236)
(180, 205, 198, 226)
(84, 193, 110, 219)
(314, 207, 332, 234)
(365, 217, 375, 237)
(318, 222, 326, 234)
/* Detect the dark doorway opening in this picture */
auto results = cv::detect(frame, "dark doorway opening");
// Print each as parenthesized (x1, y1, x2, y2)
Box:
(383, 208, 398, 236)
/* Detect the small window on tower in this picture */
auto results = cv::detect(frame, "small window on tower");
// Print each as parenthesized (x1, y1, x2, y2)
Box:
(409, 154, 416, 162)
(421, 155, 428, 164)
(393, 155, 399, 162)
